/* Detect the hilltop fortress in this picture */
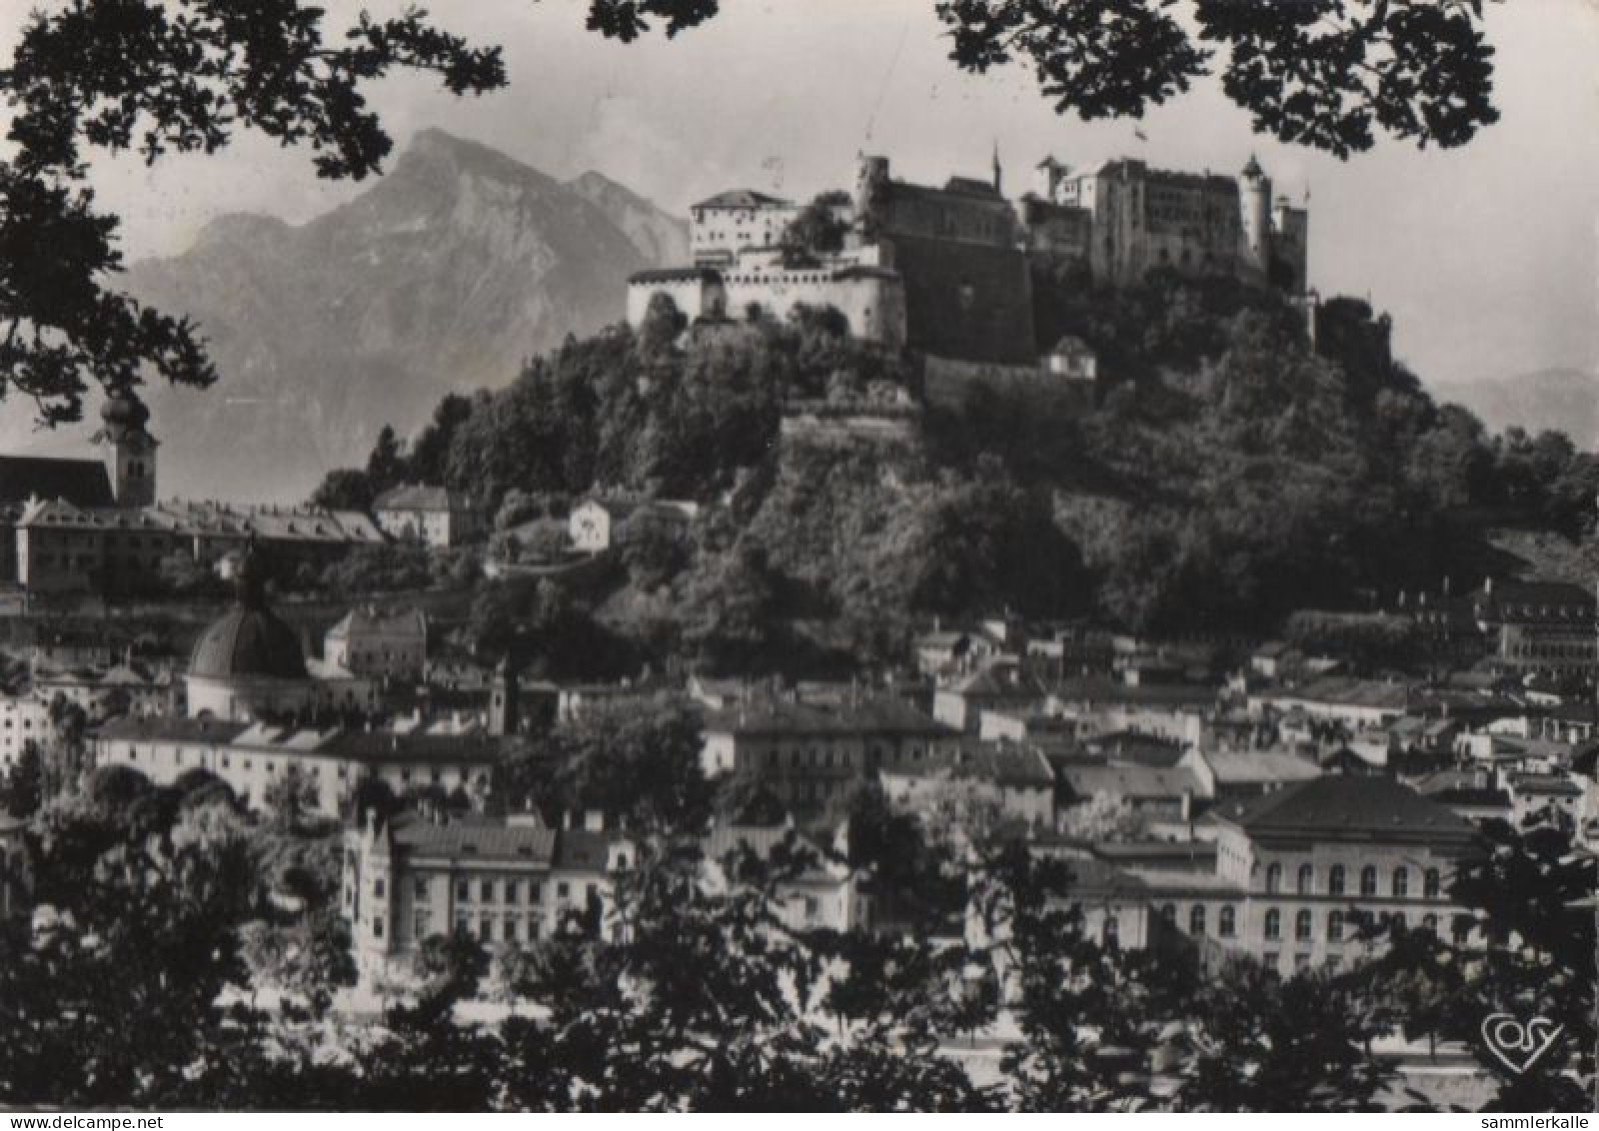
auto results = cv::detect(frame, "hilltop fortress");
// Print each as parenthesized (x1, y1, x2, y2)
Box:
(627, 152, 1313, 371)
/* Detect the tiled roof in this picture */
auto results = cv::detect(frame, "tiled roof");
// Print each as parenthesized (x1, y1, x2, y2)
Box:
(1220, 777, 1479, 843)
(0, 456, 114, 507)
(374, 484, 475, 513)
(885, 740, 1054, 788)
(706, 697, 949, 738)
(93, 716, 250, 744)
(552, 828, 620, 870)
(630, 266, 724, 285)
(317, 730, 503, 766)
(1203, 749, 1323, 785)
(392, 813, 556, 863)
(326, 607, 426, 641)
(1060, 764, 1201, 801)
(692, 189, 793, 210)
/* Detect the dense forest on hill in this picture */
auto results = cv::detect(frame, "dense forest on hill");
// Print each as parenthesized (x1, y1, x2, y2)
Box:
(313, 274, 1599, 671)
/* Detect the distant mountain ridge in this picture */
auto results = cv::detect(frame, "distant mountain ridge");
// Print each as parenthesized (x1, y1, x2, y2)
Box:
(1431, 367, 1599, 449)
(94, 129, 686, 502)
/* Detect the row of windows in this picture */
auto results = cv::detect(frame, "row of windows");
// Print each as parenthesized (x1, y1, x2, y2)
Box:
(1143, 907, 1451, 945)
(1263, 862, 1442, 899)
(448, 877, 603, 905)
(1262, 907, 1442, 942)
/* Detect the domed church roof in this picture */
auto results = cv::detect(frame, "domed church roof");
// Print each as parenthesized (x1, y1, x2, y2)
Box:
(188, 551, 307, 681)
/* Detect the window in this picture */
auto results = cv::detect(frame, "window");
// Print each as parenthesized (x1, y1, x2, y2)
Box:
(454, 910, 469, 935)
(478, 916, 492, 942)
(1160, 903, 1176, 923)
(1219, 905, 1236, 938)
(505, 880, 519, 904)
(373, 915, 384, 938)
(480, 879, 494, 902)
(1327, 910, 1344, 942)
(1452, 918, 1470, 946)
(1265, 863, 1283, 894)
(557, 881, 570, 900)
(1297, 864, 1314, 895)
(373, 877, 385, 898)
(1102, 915, 1119, 948)
(1422, 914, 1438, 935)
(1264, 909, 1281, 940)
(530, 882, 542, 904)
(1424, 868, 1441, 899)
(413, 909, 428, 940)
(414, 878, 429, 902)
(1392, 867, 1409, 899)
(457, 880, 470, 903)
(1328, 864, 1346, 895)
(1295, 909, 1313, 941)
(1360, 865, 1378, 897)
(1189, 905, 1206, 936)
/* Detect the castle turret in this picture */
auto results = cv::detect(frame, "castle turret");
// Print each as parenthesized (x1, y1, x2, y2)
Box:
(854, 154, 890, 239)
(1239, 154, 1273, 276)
(97, 390, 158, 508)
(1034, 156, 1069, 203)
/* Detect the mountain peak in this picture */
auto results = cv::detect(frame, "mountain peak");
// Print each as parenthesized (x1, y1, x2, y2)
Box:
(119, 133, 688, 501)
(396, 127, 559, 190)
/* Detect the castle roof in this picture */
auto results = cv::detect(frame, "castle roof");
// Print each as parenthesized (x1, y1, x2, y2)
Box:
(943, 175, 1002, 198)
(692, 189, 793, 211)
(629, 266, 724, 285)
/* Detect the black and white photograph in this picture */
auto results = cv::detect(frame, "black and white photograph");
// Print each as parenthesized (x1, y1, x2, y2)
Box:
(0, 0, 1595, 1116)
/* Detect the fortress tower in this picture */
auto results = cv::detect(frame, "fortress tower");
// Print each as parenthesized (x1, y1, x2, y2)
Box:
(1239, 154, 1273, 277)
(854, 154, 891, 237)
(96, 390, 158, 508)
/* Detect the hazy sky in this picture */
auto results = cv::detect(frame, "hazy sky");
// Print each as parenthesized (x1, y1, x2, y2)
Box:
(29, 0, 1599, 389)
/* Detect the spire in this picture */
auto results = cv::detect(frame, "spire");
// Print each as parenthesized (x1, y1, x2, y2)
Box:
(992, 140, 1003, 195)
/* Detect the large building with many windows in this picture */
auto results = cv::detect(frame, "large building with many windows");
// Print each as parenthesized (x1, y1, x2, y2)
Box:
(1124, 777, 1484, 974)
(342, 809, 629, 969)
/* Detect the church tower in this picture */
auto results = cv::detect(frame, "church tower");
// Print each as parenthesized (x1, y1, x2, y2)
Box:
(1238, 154, 1273, 277)
(488, 653, 521, 737)
(97, 390, 158, 508)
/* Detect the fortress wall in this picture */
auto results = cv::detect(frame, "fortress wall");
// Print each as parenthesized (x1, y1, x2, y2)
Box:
(885, 235, 1037, 365)
(627, 276, 712, 325)
(722, 271, 906, 349)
